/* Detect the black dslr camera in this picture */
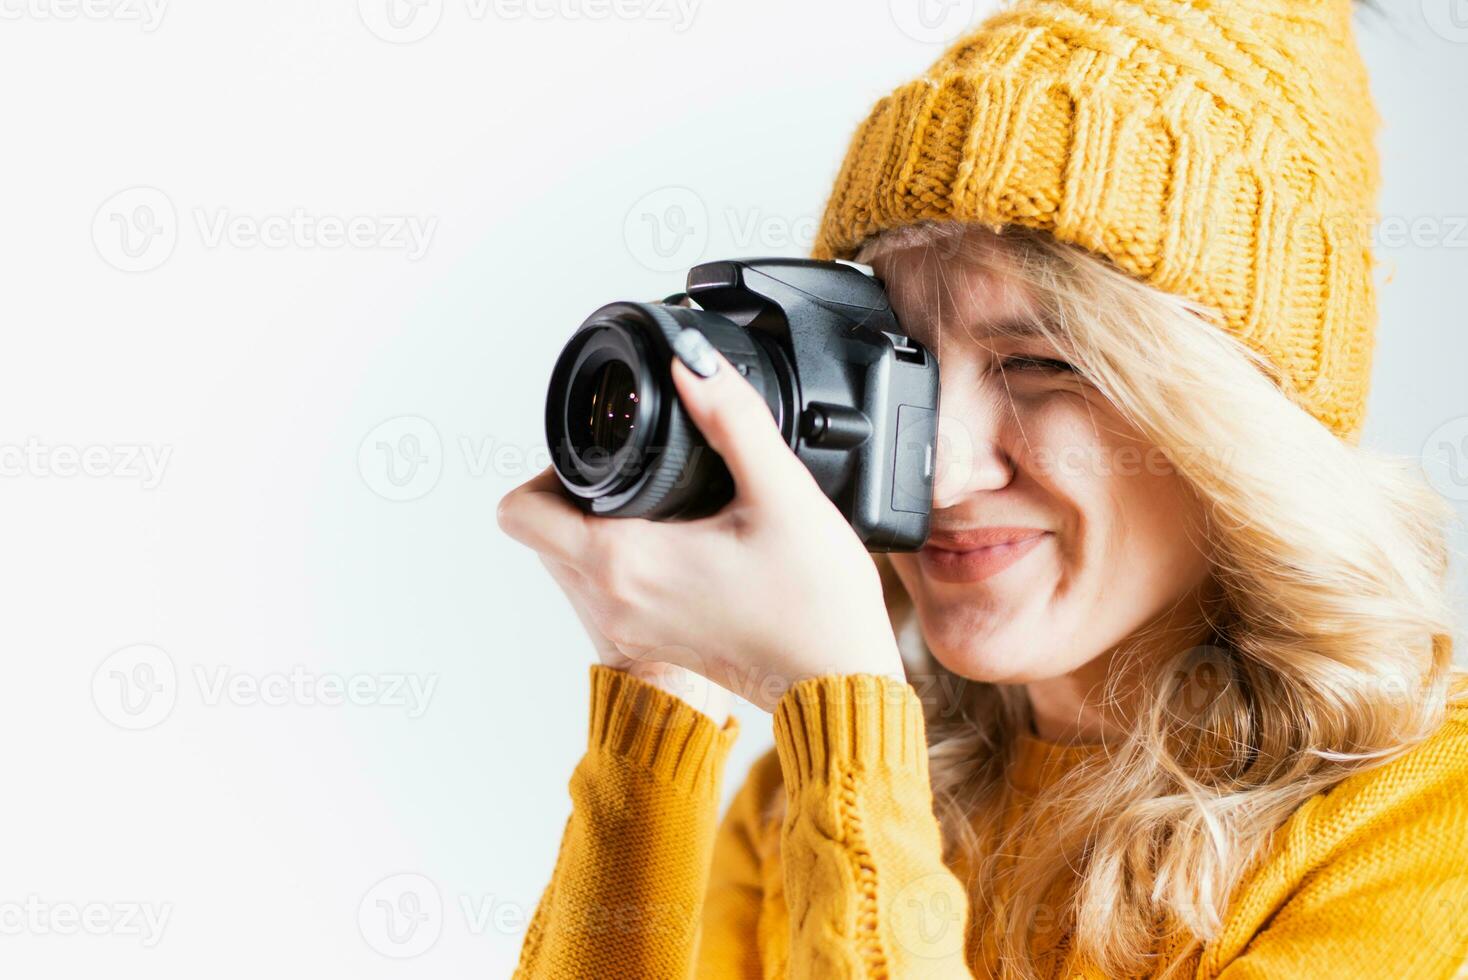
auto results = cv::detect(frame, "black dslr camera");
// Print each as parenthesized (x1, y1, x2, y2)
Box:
(543, 258, 940, 551)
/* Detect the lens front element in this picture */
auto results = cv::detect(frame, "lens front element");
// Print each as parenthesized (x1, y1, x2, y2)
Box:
(571, 359, 638, 458)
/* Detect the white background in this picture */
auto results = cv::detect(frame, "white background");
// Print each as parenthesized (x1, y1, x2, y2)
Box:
(0, 0, 1464, 976)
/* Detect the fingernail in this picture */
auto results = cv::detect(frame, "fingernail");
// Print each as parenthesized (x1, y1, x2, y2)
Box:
(672, 327, 720, 379)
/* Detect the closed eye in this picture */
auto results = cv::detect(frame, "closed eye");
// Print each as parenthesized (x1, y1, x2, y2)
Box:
(1001, 356, 1076, 374)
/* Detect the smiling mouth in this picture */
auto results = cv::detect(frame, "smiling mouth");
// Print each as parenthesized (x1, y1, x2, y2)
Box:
(918, 531, 1050, 584)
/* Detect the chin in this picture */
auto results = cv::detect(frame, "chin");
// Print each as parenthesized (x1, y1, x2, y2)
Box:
(924, 638, 1057, 686)
(901, 595, 1057, 687)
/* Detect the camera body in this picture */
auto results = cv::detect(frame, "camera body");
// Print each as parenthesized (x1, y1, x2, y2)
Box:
(544, 258, 939, 551)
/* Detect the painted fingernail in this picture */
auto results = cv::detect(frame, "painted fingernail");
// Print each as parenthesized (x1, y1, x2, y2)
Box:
(672, 327, 720, 379)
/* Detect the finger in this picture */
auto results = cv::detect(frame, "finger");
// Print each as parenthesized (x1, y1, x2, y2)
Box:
(495, 465, 594, 562)
(669, 328, 805, 505)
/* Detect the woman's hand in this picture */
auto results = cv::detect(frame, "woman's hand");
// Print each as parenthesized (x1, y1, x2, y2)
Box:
(533, 549, 733, 722)
(496, 329, 905, 712)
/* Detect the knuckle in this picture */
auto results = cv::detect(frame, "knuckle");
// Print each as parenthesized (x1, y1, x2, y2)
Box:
(494, 492, 519, 534)
(596, 601, 643, 649)
(586, 528, 638, 599)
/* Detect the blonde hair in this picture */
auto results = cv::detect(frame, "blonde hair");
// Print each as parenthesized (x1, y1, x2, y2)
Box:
(853, 220, 1464, 978)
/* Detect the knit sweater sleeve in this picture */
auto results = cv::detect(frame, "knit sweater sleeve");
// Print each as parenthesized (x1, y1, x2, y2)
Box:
(513, 665, 738, 980)
(772, 673, 976, 979)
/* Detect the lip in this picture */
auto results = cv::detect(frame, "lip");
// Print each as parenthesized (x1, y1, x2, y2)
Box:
(919, 528, 1050, 584)
(924, 526, 1049, 550)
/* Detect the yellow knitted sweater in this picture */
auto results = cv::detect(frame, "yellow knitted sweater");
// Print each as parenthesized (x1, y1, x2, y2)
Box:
(514, 667, 1468, 978)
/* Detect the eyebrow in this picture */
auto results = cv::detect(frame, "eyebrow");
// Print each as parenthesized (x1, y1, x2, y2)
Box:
(978, 316, 1052, 339)
(909, 315, 1055, 345)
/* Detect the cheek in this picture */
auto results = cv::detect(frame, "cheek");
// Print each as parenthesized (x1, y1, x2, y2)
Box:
(1001, 408, 1204, 626)
(1010, 399, 1102, 522)
(1111, 467, 1210, 585)
(1047, 428, 1210, 610)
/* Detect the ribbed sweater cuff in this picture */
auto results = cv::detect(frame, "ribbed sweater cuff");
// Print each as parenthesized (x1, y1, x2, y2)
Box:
(586, 664, 738, 798)
(772, 673, 929, 793)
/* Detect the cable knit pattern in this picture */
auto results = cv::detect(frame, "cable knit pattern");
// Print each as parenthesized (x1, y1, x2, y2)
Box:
(514, 668, 1468, 977)
(514, 666, 739, 979)
(772, 674, 970, 978)
(811, 0, 1381, 443)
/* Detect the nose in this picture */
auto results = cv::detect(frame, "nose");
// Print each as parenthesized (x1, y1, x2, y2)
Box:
(930, 383, 1014, 510)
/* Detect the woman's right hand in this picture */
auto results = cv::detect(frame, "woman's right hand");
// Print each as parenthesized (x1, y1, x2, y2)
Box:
(535, 551, 733, 724)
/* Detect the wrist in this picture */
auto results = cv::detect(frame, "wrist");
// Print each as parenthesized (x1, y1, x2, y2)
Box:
(623, 660, 733, 725)
(838, 640, 906, 686)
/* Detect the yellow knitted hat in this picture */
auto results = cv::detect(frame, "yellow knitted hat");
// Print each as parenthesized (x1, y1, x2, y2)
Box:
(812, 0, 1380, 443)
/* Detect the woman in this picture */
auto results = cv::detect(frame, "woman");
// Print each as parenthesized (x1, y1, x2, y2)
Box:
(497, 0, 1468, 976)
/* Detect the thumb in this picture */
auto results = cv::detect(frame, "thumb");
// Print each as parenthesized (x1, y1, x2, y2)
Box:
(669, 326, 805, 505)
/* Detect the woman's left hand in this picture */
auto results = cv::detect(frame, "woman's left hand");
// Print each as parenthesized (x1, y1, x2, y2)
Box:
(497, 336, 905, 711)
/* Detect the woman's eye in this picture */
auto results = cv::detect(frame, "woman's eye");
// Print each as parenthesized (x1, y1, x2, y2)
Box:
(1002, 356, 1075, 374)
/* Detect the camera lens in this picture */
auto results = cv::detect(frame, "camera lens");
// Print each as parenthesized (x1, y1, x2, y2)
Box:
(545, 300, 786, 520)
(568, 359, 638, 459)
